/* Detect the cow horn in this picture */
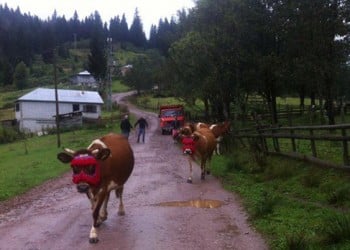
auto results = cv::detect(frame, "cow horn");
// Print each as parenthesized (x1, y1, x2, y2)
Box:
(92, 149, 99, 155)
(64, 148, 75, 155)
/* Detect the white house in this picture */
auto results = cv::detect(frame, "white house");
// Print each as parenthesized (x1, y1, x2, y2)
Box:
(15, 88, 104, 133)
(70, 70, 98, 89)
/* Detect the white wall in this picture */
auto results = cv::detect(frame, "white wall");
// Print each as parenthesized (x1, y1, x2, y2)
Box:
(16, 101, 101, 132)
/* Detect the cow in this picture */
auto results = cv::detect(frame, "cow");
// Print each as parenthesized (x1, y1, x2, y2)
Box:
(178, 125, 217, 183)
(57, 133, 134, 244)
(190, 121, 231, 155)
(209, 121, 231, 155)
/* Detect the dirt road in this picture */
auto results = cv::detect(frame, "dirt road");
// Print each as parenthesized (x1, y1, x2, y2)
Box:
(0, 92, 268, 250)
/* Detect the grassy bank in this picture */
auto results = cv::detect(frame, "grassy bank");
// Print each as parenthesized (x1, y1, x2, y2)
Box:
(211, 147, 350, 249)
(0, 123, 121, 201)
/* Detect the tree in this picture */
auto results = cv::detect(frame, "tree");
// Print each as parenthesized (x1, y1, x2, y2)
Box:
(122, 55, 154, 94)
(87, 11, 107, 84)
(13, 61, 28, 90)
(129, 8, 146, 47)
(169, 31, 214, 118)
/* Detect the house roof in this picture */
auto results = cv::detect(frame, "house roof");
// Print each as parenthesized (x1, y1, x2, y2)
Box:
(17, 88, 104, 104)
(78, 70, 91, 75)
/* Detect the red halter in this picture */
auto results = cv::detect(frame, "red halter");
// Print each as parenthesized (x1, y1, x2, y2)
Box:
(182, 136, 195, 155)
(70, 155, 101, 186)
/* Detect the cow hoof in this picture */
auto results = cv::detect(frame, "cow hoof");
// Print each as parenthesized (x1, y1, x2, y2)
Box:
(118, 211, 125, 216)
(187, 179, 192, 184)
(201, 174, 205, 180)
(89, 237, 99, 244)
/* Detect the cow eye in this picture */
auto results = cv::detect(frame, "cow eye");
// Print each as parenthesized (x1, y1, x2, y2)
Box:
(72, 166, 80, 174)
(84, 165, 95, 175)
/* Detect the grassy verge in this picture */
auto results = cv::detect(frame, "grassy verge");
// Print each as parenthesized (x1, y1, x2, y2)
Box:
(0, 122, 120, 201)
(211, 145, 350, 249)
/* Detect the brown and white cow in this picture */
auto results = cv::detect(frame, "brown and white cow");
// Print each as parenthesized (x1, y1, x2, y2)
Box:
(191, 121, 230, 155)
(57, 133, 134, 243)
(178, 125, 217, 183)
(209, 121, 231, 155)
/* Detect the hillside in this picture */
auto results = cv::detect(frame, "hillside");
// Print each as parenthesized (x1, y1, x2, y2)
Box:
(0, 41, 146, 121)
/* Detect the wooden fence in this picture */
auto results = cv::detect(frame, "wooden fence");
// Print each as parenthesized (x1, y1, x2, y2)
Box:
(232, 123, 350, 171)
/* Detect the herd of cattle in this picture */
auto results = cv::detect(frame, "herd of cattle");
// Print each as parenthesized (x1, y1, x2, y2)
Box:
(56, 120, 230, 243)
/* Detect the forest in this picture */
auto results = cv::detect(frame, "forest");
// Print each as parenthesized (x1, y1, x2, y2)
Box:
(0, 0, 349, 126)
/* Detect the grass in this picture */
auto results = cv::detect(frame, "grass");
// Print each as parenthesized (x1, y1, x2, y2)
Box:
(3, 87, 350, 249)
(0, 114, 121, 201)
(210, 147, 350, 249)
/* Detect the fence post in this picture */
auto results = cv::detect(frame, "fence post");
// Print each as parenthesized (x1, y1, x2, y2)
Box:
(257, 126, 268, 154)
(310, 129, 317, 157)
(290, 128, 296, 152)
(272, 127, 280, 152)
(342, 128, 349, 166)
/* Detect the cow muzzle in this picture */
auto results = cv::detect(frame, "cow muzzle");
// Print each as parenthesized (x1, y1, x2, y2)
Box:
(77, 183, 90, 193)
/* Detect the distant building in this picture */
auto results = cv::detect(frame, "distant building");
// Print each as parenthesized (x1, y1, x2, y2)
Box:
(120, 64, 133, 76)
(15, 88, 104, 133)
(70, 70, 98, 89)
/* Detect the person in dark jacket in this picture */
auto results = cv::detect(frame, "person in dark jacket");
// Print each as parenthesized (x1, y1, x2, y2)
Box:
(134, 116, 148, 143)
(120, 115, 133, 139)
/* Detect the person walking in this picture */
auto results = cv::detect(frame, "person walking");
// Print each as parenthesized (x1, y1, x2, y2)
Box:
(120, 114, 133, 139)
(134, 116, 148, 143)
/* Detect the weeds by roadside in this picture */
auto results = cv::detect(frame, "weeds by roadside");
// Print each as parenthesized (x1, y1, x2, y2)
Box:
(211, 144, 350, 250)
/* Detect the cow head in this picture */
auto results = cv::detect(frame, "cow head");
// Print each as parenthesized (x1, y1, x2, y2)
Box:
(179, 126, 193, 136)
(57, 148, 111, 193)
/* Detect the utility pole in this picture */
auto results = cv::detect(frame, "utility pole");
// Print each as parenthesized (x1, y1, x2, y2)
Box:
(106, 37, 113, 111)
(53, 48, 61, 148)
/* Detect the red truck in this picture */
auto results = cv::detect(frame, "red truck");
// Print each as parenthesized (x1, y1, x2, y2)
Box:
(159, 104, 185, 135)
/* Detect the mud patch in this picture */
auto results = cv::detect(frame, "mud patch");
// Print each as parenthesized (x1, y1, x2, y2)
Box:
(155, 199, 224, 208)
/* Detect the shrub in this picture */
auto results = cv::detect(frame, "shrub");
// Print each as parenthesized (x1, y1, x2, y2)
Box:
(0, 126, 21, 143)
(327, 185, 350, 206)
(253, 191, 278, 218)
(302, 169, 322, 188)
(285, 232, 309, 250)
(322, 214, 350, 245)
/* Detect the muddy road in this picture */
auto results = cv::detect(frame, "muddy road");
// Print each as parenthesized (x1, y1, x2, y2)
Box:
(0, 92, 267, 250)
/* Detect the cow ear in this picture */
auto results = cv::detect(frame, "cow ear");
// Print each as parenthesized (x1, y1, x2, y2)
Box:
(94, 148, 111, 160)
(192, 134, 200, 142)
(57, 152, 73, 163)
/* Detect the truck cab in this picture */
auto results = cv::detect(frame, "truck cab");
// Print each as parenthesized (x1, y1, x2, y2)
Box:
(159, 104, 185, 135)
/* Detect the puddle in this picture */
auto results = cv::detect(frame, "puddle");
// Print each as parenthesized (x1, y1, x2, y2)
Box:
(156, 199, 224, 209)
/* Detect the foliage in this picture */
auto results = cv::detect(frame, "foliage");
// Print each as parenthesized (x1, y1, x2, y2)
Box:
(0, 117, 121, 201)
(322, 214, 350, 245)
(122, 51, 163, 93)
(13, 61, 28, 90)
(87, 12, 107, 82)
(129, 9, 147, 48)
(211, 146, 350, 249)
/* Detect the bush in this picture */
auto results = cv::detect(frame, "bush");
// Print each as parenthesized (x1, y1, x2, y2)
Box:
(253, 191, 279, 218)
(285, 232, 309, 250)
(0, 126, 21, 143)
(322, 214, 350, 245)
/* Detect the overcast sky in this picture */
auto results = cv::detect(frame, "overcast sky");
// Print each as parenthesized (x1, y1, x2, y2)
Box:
(1, 0, 195, 35)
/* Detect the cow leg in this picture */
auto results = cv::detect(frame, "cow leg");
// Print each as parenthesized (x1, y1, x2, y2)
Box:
(115, 187, 125, 216)
(216, 142, 221, 155)
(187, 156, 193, 183)
(206, 153, 213, 175)
(89, 189, 107, 243)
(201, 158, 206, 180)
(98, 191, 110, 223)
(89, 226, 99, 244)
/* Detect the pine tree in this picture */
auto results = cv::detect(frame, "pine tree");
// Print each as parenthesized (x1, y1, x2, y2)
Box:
(129, 8, 146, 47)
(13, 61, 28, 90)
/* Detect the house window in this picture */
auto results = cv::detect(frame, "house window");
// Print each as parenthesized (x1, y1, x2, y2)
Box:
(73, 104, 80, 112)
(83, 105, 97, 113)
(15, 103, 20, 111)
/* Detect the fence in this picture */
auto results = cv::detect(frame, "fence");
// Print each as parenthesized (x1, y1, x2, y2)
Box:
(232, 123, 350, 171)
